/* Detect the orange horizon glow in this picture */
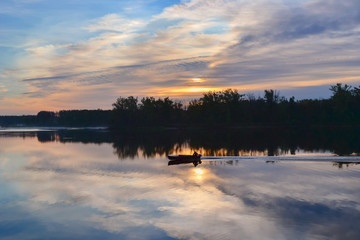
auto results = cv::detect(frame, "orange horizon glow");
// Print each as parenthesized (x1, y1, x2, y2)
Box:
(2, 75, 360, 115)
(192, 78, 203, 83)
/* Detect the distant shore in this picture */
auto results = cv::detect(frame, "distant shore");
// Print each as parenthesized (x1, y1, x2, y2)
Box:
(2, 84, 360, 129)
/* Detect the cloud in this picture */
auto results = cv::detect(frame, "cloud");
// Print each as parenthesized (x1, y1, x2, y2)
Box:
(1, 0, 360, 113)
(202, 0, 360, 91)
(85, 14, 145, 33)
(23, 76, 69, 82)
(0, 83, 8, 93)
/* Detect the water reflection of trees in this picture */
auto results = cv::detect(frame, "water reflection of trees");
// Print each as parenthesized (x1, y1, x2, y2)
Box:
(0, 132, 37, 139)
(9, 127, 360, 159)
(333, 162, 360, 169)
(187, 127, 360, 157)
(112, 131, 188, 159)
(37, 130, 113, 144)
(34, 130, 188, 159)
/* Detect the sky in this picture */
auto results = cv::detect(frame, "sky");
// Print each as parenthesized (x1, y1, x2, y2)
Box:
(0, 0, 360, 114)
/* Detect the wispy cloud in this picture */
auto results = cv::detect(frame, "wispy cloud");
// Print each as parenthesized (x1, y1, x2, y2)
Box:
(23, 76, 69, 82)
(85, 14, 145, 33)
(0, 83, 8, 93)
(1, 0, 360, 113)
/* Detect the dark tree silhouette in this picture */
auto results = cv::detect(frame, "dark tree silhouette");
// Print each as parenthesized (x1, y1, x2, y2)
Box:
(2, 83, 360, 129)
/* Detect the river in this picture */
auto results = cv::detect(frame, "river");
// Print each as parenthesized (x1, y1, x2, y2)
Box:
(0, 128, 359, 240)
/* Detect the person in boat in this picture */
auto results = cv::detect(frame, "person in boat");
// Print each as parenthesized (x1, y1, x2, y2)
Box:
(193, 151, 199, 157)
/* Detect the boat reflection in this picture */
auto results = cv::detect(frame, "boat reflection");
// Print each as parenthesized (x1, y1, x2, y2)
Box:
(168, 159, 202, 167)
(168, 153, 202, 167)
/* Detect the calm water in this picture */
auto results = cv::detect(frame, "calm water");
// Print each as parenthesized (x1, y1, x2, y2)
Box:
(1, 129, 360, 240)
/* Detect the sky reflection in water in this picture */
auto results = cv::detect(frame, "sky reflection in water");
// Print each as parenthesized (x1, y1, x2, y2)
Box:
(0, 132, 360, 240)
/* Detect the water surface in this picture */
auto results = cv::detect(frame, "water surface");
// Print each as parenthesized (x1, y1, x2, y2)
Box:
(0, 129, 360, 240)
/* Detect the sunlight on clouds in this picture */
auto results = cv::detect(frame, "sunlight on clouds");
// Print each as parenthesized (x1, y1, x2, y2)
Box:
(289, 76, 360, 88)
(1, 0, 360, 113)
(192, 78, 203, 82)
(85, 14, 145, 33)
(159, 0, 250, 22)
(170, 87, 222, 93)
(26, 44, 70, 56)
(0, 84, 8, 92)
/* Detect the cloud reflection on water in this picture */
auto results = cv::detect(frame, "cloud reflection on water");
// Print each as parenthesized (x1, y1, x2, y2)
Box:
(0, 134, 360, 239)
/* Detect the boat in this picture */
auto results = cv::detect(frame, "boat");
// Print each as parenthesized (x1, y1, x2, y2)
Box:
(167, 153, 202, 166)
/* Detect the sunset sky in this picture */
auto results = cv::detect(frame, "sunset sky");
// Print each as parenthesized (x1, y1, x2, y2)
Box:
(1, 0, 360, 114)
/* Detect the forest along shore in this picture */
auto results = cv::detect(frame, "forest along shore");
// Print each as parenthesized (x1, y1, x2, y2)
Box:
(1, 83, 360, 129)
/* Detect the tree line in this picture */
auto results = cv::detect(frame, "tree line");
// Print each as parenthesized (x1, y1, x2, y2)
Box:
(0, 110, 111, 127)
(1, 83, 360, 128)
(111, 83, 360, 128)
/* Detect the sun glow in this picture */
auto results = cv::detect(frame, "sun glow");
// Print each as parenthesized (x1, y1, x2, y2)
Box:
(195, 168, 204, 175)
(170, 87, 221, 93)
(193, 167, 205, 181)
(192, 78, 203, 83)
